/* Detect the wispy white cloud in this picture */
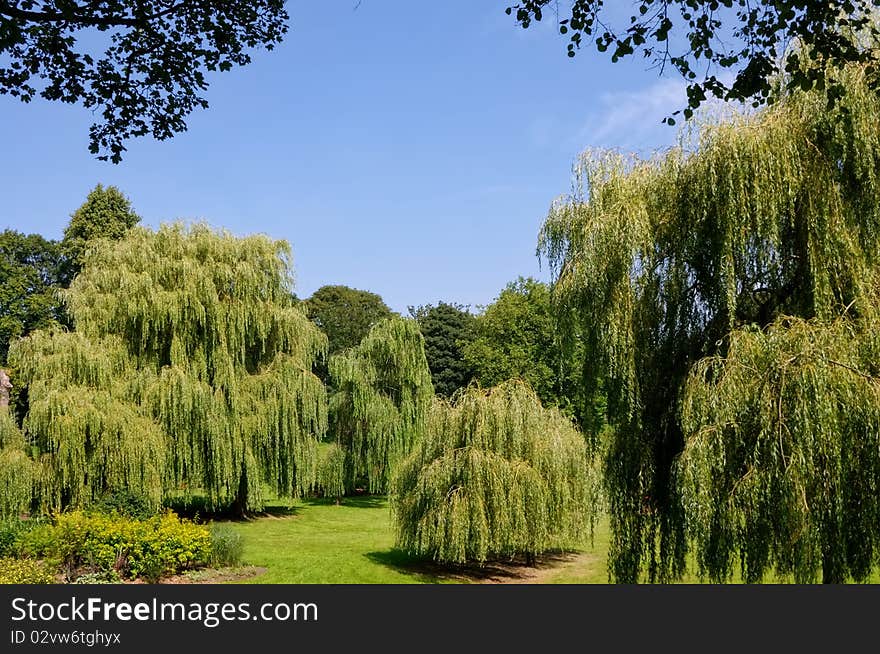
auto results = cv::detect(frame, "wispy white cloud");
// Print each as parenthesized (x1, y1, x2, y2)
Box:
(576, 78, 688, 153)
(576, 69, 749, 155)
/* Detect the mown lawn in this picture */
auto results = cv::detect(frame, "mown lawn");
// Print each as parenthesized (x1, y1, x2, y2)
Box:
(222, 496, 450, 584)
(221, 496, 612, 584)
(218, 496, 880, 584)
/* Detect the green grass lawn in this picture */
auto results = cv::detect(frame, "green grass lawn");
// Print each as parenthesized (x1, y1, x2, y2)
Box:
(217, 496, 880, 584)
(220, 496, 614, 584)
(222, 497, 453, 584)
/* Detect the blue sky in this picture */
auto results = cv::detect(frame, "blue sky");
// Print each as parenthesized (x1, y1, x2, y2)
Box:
(0, 1, 687, 314)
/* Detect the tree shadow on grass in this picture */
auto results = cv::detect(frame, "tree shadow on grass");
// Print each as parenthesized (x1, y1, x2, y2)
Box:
(170, 493, 388, 521)
(165, 495, 300, 522)
(300, 495, 388, 510)
(248, 505, 300, 520)
(364, 549, 582, 584)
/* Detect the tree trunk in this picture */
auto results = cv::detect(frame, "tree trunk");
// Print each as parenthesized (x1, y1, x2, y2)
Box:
(231, 466, 249, 518)
(822, 554, 844, 584)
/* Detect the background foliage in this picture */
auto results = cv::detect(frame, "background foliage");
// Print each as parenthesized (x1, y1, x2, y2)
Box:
(463, 277, 598, 429)
(410, 301, 476, 398)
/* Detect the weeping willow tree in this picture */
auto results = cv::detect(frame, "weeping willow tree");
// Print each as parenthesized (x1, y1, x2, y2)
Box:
(391, 380, 599, 565)
(10, 330, 165, 511)
(10, 222, 327, 513)
(540, 62, 880, 582)
(328, 317, 433, 494)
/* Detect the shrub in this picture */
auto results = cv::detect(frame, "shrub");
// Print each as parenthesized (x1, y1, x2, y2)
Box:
(209, 524, 244, 567)
(18, 511, 211, 581)
(0, 558, 54, 584)
(0, 516, 49, 557)
(0, 519, 25, 556)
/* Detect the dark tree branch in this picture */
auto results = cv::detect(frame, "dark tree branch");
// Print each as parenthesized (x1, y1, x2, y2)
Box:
(0, 1, 140, 27)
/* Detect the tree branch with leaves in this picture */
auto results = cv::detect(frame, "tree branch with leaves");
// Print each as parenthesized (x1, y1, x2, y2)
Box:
(0, 0, 288, 162)
(508, 1, 880, 122)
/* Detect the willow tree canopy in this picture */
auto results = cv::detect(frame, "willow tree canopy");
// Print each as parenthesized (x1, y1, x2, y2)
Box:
(540, 64, 880, 582)
(9, 222, 327, 513)
(680, 308, 880, 584)
(391, 381, 599, 565)
(328, 317, 433, 494)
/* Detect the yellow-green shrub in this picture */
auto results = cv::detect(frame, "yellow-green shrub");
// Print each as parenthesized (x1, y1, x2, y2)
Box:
(0, 558, 55, 584)
(18, 511, 211, 581)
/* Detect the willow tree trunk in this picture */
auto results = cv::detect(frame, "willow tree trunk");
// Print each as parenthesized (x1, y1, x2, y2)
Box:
(231, 465, 249, 518)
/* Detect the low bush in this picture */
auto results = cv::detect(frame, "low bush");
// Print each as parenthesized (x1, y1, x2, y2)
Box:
(18, 511, 211, 582)
(0, 520, 23, 556)
(0, 558, 55, 584)
(209, 524, 244, 567)
(0, 516, 48, 557)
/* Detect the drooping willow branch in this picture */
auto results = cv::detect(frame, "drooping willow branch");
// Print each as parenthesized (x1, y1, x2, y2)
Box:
(328, 317, 433, 495)
(679, 310, 880, 583)
(0, 406, 33, 517)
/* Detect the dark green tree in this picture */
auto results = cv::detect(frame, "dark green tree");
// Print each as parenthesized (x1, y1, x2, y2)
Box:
(462, 277, 590, 425)
(0, 230, 66, 365)
(305, 285, 394, 357)
(0, 1, 289, 162)
(540, 63, 880, 583)
(0, 186, 139, 366)
(62, 184, 141, 277)
(508, 1, 880, 121)
(409, 302, 476, 398)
